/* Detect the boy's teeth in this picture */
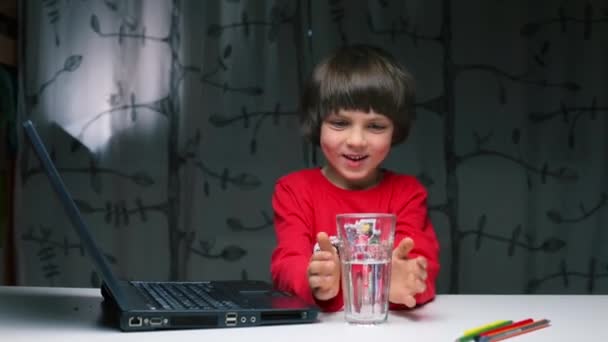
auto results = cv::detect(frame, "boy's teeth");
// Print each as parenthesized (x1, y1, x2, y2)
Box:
(345, 155, 365, 161)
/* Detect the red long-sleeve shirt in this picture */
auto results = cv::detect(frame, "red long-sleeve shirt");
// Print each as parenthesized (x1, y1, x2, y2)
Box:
(270, 168, 440, 312)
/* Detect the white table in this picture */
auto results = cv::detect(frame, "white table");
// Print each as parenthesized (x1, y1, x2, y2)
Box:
(1, 286, 606, 341)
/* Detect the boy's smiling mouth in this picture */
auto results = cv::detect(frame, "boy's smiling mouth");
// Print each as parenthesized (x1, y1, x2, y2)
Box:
(343, 154, 369, 162)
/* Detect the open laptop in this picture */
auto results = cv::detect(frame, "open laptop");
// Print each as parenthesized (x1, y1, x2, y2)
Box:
(22, 120, 319, 331)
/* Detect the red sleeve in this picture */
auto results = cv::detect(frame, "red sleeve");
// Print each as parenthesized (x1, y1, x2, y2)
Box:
(270, 180, 343, 312)
(389, 178, 440, 310)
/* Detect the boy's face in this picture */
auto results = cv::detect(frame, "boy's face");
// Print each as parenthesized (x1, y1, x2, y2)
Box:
(320, 109, 394, 190)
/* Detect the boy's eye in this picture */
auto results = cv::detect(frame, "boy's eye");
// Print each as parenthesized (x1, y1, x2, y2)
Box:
(329, 120, 349, 128)
(368, 123, 387, 130)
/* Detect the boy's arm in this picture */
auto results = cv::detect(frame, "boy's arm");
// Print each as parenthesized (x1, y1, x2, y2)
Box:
(270, 181, 343, 312)
(391, 179, 440, 308)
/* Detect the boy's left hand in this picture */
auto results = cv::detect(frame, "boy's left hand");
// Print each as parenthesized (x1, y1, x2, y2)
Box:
(388, 237, 428, 308)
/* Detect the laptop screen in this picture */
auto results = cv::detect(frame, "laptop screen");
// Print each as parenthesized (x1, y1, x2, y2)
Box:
(22, 120, 130, 310)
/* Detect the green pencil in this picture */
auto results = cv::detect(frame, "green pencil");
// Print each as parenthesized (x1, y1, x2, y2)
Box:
(455, 320, 513, 342)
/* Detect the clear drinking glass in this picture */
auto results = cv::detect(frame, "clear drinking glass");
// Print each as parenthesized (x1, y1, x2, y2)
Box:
(336, 213, 396, 324)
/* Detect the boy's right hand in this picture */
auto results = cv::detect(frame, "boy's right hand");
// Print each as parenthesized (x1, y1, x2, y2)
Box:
(307, 232, 341, 301)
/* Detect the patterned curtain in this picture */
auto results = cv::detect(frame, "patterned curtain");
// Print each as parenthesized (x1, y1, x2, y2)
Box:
(14, 0, 608, 294)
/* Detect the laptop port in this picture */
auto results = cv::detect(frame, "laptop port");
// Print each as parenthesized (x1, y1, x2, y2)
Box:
(128, 316, 143, 327)
(149, 317, 163, 326)
(225, 312, 238, 326)
(260, 311, 303, 322)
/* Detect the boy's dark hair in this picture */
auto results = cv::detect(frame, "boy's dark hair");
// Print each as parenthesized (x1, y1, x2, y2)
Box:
(300, 44, 416, 146)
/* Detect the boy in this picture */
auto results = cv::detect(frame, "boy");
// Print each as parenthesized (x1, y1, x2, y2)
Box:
(270, 45, 439, 312)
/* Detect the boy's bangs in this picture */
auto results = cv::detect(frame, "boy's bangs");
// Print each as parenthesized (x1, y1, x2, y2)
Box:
(319, 71, 400, 119)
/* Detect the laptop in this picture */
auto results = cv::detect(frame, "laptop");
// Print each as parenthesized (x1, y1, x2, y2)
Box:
(22, 120, 319, 331)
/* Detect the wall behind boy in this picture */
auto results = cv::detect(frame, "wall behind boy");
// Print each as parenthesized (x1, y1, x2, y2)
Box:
(12, 0, 607, 295)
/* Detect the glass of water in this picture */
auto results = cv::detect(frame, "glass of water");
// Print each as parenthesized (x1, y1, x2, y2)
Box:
(336, 213, 395, 324)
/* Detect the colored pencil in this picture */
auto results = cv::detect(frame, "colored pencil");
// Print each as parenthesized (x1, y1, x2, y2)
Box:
(476, 318, 534, 341)
(455, 320, 513, 342)
(463, 320, 512, 335)
(485, 319, 550, 342)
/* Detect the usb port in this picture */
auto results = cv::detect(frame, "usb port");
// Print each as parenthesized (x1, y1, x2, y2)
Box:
(225, 312, 238, 326)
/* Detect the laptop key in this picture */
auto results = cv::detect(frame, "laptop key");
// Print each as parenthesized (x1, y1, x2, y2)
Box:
(134, 282, 172, 310)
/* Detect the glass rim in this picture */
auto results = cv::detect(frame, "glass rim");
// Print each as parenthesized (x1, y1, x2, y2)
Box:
(336, 213, 396, 219)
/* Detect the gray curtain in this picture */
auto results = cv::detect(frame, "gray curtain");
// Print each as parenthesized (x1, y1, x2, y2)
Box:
(14, 0, 608, 295)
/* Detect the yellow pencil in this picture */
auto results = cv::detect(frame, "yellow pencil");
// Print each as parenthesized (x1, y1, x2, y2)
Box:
(463, 320, 512, 336)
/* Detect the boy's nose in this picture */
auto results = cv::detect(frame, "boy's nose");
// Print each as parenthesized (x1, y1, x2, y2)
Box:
(345, 128, 367, 147)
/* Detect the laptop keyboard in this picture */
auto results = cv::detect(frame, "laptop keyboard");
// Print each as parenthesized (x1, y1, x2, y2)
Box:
(131, 281, 243, 310)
